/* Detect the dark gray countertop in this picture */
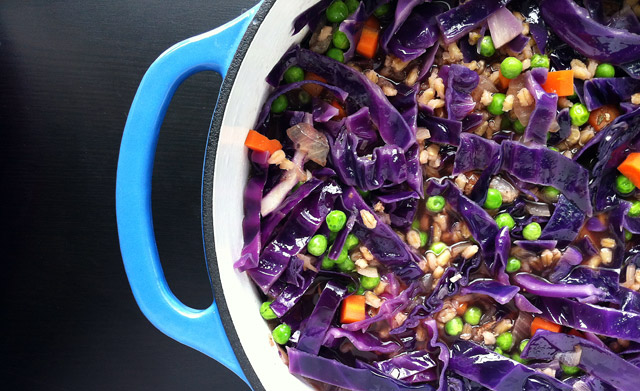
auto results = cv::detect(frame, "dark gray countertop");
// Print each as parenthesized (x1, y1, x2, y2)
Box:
(0, 1, 258, 389)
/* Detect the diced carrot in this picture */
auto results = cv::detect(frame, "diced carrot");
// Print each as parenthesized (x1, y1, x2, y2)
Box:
(331, 100, 346, 120)
(498, 70, 510, 90)
(364, 16, 380, 30)
(588, 104, 620, 131)
(618, 152, 640, 189)
(531, 317, 562, 336)
(356, 27, 379, 59)
(303, 72, 327, 97)
(541, 70, 575, 97)
(341, 294, 366, 324)
(456, 302, 468, 316)
(244, 130, 282, 154)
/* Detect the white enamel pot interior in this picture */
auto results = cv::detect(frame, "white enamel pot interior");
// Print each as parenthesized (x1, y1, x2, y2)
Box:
(208, 0, 320, 390)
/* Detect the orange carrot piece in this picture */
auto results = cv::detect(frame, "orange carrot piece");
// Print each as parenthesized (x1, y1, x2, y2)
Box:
(541, 70, 575, 97)
(568, 329, 585, 338)
(244, 130, 282, 154)
(331, 100, 347, 120)
(618, 152, 640, 189)
(456, 302, 468, 316)
(498, 70, 510, 90)
(531, 317, 562, 336)
(356, 27, 379, 59)
(303, 72, 327, 97)
(588, 104, 620, 131)
(341, 295, 366, 324)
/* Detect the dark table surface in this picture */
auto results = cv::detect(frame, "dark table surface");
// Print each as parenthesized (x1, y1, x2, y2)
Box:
(0, 1, 258, 389)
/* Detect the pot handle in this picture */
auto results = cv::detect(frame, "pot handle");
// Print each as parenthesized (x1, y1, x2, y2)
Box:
(116, 3, 261, 386)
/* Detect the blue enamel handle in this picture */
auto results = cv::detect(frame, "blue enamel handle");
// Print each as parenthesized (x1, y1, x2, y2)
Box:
(116, 3, 261, 386)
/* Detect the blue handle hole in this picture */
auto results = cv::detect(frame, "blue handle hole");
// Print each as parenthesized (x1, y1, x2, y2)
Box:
(152, 70, 222, 309)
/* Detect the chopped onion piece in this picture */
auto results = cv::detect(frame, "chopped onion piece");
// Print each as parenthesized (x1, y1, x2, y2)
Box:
(487, 7, 523, 49)
(525, 201, 552, 217)
(287, 123, 329, 166)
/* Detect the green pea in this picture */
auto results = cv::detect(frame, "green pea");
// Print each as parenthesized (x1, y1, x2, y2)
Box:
(419, 231, 428, 248)
(283, 66, 304, 84)
(358, 189, 370, 198)
(595, 63, 615, 78)
(496, 332, 514, 351)
(629, 200, 640, 217)
(345, 234, 359, 250)
(495, 213, 516, 230)
(488, 93, 506, 116)
(561, 364, 581, 376)
(445, 317, 464, 336)
(463, 306, 482, 326)
(322, 256, 335, 269)
(542, 186, 560, 201)
(271, 95, 288, 113)
(412, 219, 420, 230)
(506, 256, 522, 273)
(511, 352, 527, 364)
(345, 0, 360, 14)
(347, 283, 356, 293)
(513, 119, 526, 134)
(430, 241, 447, 256)
(530, 54, 550, 69)
(260, 301, 278, 320)
(373, 3, 390, 17)
(356, 285, 366, 295)
(330, 247, 349, 263)
(360, 275, 380, 290)
(494, 347, 504, 355)
(500, 57, 523, 79)
(298, 90, 311, 105)
(616, 174, 636, 195)
(523, 222, 542, 241)
(549, 146, 559, 152)
(332, 30, 350, 50)
(569, 103, 590, 126)
(307, 234, 328, 256)
(426, 195, 446, 213)
(519, 339, 529, 352)
(484, 188, 503, 210)
(480, 36, 496, 57)
(326, 210, 347, 232)
(626, 230, 633, 241)
(272, 324, 292, 345)
(329, 230, 338, 243)
(326, 48, 345, 63)
(326, 1, 349, 23)
(337, 257, 355, 272)
(501, 115, 512, 130)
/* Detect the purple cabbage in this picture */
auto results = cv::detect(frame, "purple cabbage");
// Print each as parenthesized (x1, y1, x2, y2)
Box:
(453, 133, 502, 206)
(345, 106, 378, 143)
(539, 195, 585, 247)
(417, 112, 462, 146)
(548, 246, 583, 282)
(583, 77, 640, 111)
(328, 210, 356, 260)
(296, 281, 347, 355)
(265, 45, 298, 87)
(234, 151, 269, 272)
(424, 318, 450, 391)
(608, 5, 640, 35)
(247, 181, 341, 293)
(312, 98, 339, 123)
(537, 297, 640, 342)
(522, 330, 640, 391)
(446, 64, 480, 122)
(449, 340, 572, 391)
(375, 191, 419, 229)
(508, 34, 530, 53)
(417, 43, 439, 82)
(513, 240, 557, 253)
(513, 273, 603, 300)
(287, 347, 436, 391)
(460, 279, 519, 305)
(385, 2, 444, 62)
(339, 3, 368, 63)
(323, 328, 401, 354)
(270, 269, 317, 318)
(370, 351, 438, 384)
(500, 140, 592, 215)
(523, 68, 558, 145)
(540, 0, 640, 64)
(297, 48, 415, 149)
(341, 187, 424, 282)
(436, 0, 511, 44)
